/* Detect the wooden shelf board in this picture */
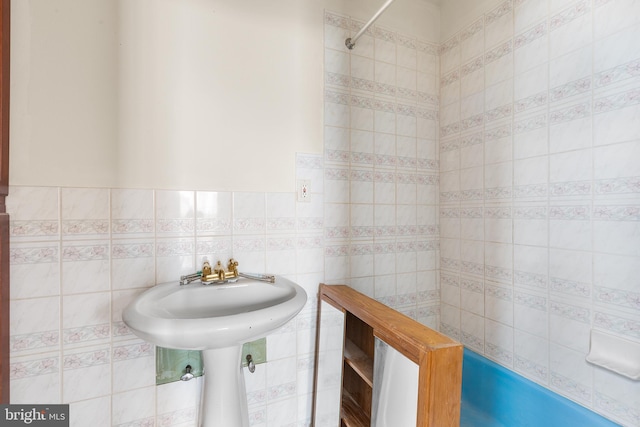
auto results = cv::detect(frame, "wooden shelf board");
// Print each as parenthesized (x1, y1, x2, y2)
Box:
(341, 389, 370, 427)
(344, 338, 374, 387)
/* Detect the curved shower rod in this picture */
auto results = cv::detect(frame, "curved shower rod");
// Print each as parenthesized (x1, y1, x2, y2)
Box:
(345, 0, 397, 50)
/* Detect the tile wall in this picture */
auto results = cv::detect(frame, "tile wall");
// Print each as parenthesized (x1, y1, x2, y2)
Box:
(322, 11, 441, 327)
(438, 0, 640, 425)
(8, 2, 640, 427)
(7, 152, 324, 427)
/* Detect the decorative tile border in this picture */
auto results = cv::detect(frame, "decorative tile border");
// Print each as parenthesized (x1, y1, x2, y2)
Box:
(515, 92, 548, 115)
(594, 88, 640, 114)
(485, 0, 513, 26)
(461, 207, 484, 219)
(486, 284, 513, 301)
(441, 257, 460, 271)
(62, 220, 109, 236)
(549, 101, 590, 124)
(594, 58, 640, 89)
(157, 219, 194, 234)
(548, 205, 590, 220)
(485, 342, 513, 365)
(461, 189, 485, 201)
(441, 273, 460, 287)
(461, 278, 483, 293)
(462, 113, 485, 131)
(324, 227, 349, 240)
(417, 239, 439, 251)
(112, 219, 153, 235)
(595, 286, 640, 310)
(595, 176, 640, 196)
(324, 11, 349, 29)
(461, 19, 484, 42)
(63, 348, 110, 370)
(515, 355, 548, 382)
(111, 243, 153, 259)
(514, 184, 548, 198)
(461, 56, 484, 78)
(485, 186, 513, 200)
(514, 113, 547, 134)
(550, 77, 591, 103)
(267, 381, 297, 401)
(63, 324, 110, 345)
(461, 131, 484, 147)
(461, 330, 484, 351)
(10, 220, 59, 238)
(550, 277, 591, 298)
(514, 291, 547, 311)
(113, 342, 154, 362)
(550, 300, 590, 323)
(10, 246, 58, 265)
(11, 331, 59, 353)
(461, 261, 485, 276)
(485, 40, 512, 64)
(157, 408, 198, 427)
(439, 35, 459, 55)
(62, 244, 109, 262)
(325, 74, 438, 110)
(267, 217, 296, 230)
(324, 89, 350, 106)
(550, 0, 590, 31)
(515, 270, 548, 290)
(440, 322, 460, 340)
(441, 70, 460, 87)
(550, 371, 591, 402)
(485, 123, 512, 141)
(514, 22, 547, 50)
(440, 122, 461, 138)
(592, 205, 640, 221)
(196, 218, 232, 233)
(549, 181, 592, 197)
(485, 207, 512, 219)
(595, 391, 640, 426)
(324, 245, 349, 257)
(440, 208, 460, 219)
(10, 356, 59, 379)
(594, 311, 640, 339)
(112, 321, 131, 338)
(514, 206, 547, 219)
(296, 235, 324, 249)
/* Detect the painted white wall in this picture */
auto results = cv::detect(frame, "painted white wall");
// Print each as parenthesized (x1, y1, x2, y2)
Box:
(439, 0, 501, 40)
(10, 0, 439, 192)
(10, 0, 119, 188)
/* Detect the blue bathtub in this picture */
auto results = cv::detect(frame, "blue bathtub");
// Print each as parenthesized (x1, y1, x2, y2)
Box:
(461, 349, 621, 427)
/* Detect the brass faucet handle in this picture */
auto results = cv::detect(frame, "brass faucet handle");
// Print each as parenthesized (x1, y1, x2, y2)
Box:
(227, 258, 239, 274)
(202, 260, 212, 277)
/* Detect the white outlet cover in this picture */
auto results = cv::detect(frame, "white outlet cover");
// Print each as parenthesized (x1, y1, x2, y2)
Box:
(297, 180, 311, 202)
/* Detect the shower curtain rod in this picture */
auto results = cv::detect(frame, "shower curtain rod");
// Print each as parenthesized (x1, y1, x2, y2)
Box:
(345, 0, 397, 50)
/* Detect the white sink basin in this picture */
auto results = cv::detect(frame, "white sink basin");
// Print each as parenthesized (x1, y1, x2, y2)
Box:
(122, 275, 307, 427)
(123, 276, 307, 350)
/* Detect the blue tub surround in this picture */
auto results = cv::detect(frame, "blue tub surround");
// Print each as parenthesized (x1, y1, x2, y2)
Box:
(461, 349, 621, 427)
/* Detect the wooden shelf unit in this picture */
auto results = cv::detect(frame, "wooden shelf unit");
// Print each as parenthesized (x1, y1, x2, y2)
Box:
(316, 284, 463, 427)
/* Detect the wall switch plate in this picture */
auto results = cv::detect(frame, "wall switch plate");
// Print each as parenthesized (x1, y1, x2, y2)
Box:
(297, 179, 311, 202)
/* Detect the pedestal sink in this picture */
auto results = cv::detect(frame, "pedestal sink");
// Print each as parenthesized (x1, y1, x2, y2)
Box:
(122, 276, 307, 426)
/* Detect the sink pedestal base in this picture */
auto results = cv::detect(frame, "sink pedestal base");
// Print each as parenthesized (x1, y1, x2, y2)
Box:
(200, 346, 249, 427)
